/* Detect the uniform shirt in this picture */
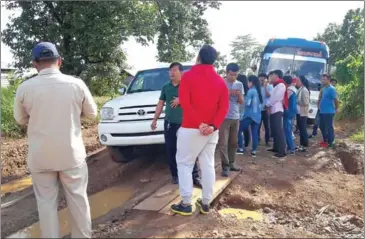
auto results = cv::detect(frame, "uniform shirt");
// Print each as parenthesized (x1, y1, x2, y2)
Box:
(319, 85, 337, 114)
(14, 68, 97, 172)
(260, 84, 273, 111)
(268, 83, 286, 114)
(225, 80, 244, 120)
(179, 64, 229, 129)
(159, 81, 182, 124)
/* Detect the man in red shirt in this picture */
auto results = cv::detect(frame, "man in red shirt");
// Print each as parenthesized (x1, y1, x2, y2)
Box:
(170, 45, 229, 216)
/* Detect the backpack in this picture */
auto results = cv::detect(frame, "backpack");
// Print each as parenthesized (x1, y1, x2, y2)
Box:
(284, 90, 297, 119)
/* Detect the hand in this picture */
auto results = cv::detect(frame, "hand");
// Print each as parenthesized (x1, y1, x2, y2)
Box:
(150, 120, 157, 131)
(170, 97, 180, 108)
(199, 123, 209, 135)
(202, 126, 214, 136)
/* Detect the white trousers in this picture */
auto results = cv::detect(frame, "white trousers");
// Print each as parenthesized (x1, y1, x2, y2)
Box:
(176, 128, 218, 205)
(31, 162, 91, 238)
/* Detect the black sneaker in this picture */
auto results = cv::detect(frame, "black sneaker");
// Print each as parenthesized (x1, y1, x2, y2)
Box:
(172, 176, 179, 184)
(267, 148, 277, 153)
(272, 153, 287, 159)
(308, 134, 316, 139)
(222, 168, 229, 177)
(193, 177, 202, 188)
(288, 151, 295, 155)
(251, 151, 257, 158)
(196, 199, 210, 214)
(170, 201, 193, 216)
(230, 164, 241, 172)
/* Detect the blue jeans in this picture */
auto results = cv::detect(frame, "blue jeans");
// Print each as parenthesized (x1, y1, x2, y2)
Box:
(238, 117, 259, 152)
(312, 110, 320, 136)
(319, 113, 335, 145)
(283, 117, 296, 151)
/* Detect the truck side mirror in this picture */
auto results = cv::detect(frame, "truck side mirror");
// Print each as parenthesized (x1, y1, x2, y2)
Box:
(119, 87, 126, 95)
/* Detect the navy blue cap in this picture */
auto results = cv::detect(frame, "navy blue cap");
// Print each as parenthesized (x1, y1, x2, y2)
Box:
(32, 42, 60, 60)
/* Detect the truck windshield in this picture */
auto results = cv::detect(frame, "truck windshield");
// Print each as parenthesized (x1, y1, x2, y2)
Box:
(127, 66, 191, 94)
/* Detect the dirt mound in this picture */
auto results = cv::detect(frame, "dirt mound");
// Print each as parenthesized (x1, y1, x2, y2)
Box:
(1, 125, 103, 183)
(336, 141, 364, 175)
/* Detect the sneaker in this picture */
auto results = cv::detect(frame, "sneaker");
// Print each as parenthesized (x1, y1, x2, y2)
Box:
(296, 147, 308, 152)
(222, 168, 229, 177)
(320, 142, 329, 148)
(288, 150, 295, 155)
(171, 201, 193, 216)
(267, 148, 277, 153)
(308, 134, 316, 139)
(272, 153, 287, 159)
(236, 148, 245, 154)
(193, 177, 202, 188)
(250, 151, 257, 158)
(172, 176, 179, 184)
(229, 164, 241, 172)
(196, 199, 210, 214)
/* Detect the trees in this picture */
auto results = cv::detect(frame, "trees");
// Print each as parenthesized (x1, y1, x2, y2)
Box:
(1, 0, 220, 93)
(315, 7, 364, 118)
(214, 51, 228, 76)
(229, 34, 263, 72)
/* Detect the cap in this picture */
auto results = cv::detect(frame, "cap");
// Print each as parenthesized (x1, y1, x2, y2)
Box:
(292, 78, 297, 84)
(32, 42, 60, 60)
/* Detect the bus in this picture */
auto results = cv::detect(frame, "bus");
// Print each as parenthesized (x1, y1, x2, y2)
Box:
(258, 38, 329, 122)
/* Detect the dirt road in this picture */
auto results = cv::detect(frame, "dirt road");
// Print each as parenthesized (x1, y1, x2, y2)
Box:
(1, 122, 364, 238)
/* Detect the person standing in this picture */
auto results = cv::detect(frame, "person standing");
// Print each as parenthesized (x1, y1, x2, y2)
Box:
(319, 74, 339, 148)
(170, 45, 229, 216)
(283, 75, 297, 155)
(237, 74, 250, 154)
(13, 42, 97, 238)
(218, 63, 244, 177)
(296, 76, 310, 152)
(239, 75, 263, 157)
(267, 69, 288, 159)
(258, 73, 273, 147)
(151, 62, 201, 187)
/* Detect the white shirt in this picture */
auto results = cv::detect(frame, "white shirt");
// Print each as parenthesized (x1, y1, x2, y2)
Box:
(14, 68, 97, 172)
(268, 83, 286, 114)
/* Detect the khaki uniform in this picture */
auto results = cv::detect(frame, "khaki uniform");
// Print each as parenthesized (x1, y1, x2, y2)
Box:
(14, 68, 97, 238)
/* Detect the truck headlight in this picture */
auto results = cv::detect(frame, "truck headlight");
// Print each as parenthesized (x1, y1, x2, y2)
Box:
(100, 107, 114, 120)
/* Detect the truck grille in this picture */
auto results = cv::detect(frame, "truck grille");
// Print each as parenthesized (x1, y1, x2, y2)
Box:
(117, 105, 165, 122)
(111, 131, 164, 137)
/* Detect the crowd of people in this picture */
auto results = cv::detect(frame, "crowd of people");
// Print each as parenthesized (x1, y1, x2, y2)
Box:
(151, 44, 339, 216)
(12, 41, 340, 237)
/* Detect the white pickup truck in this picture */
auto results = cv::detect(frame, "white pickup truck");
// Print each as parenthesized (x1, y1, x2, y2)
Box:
(98, 63, 193, 163)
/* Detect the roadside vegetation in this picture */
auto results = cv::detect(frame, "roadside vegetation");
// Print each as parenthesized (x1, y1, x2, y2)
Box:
(1, 6, 363, 140)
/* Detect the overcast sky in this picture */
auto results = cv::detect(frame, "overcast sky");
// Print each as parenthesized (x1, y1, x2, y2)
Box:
(1, 1, 363, 72)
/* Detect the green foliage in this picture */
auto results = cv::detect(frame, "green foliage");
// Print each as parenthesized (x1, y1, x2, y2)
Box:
(155, 0, 220, 62)
(230, 34, 263, 72)
(316, 8, 364, 119)
(80, 64, 127, 97)
(214, 51, 228, 76)
(350, 130, 364, 143)
(2, 0, 220, 74)
(1, 76, 27, 138)
(315, 8, 364, 68)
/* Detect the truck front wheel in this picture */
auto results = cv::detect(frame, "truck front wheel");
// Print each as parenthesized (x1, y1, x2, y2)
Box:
(107, 146, 137, 163)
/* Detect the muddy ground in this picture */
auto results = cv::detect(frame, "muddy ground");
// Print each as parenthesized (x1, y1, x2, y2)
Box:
(1, 120, 364, 238)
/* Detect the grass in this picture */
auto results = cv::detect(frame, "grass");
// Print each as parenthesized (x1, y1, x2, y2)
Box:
(350, 130, 364, 143)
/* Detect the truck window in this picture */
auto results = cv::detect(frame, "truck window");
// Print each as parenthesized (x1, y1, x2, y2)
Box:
(127, 66, 191, 94)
